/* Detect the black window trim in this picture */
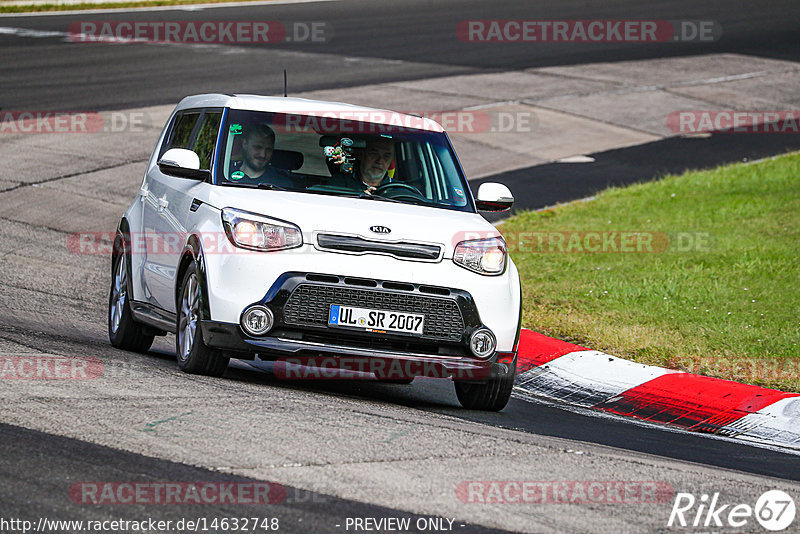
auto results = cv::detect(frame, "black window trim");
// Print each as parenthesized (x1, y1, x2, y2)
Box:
(158, 107, 224, 176)
(159, 108, 202, 160)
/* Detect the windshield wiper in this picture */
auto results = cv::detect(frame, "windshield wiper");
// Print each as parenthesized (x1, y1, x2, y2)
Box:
(358, 193, 403, 203)
(303, 187, 401, 203)
(220, 182, 288, 191)
(370, 193, 432, 206)
(256, 183, 288, 191)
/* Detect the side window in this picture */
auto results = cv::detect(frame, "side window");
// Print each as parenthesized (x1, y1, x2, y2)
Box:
(162, 112, 201, 155)
(191, 111, 222, 170)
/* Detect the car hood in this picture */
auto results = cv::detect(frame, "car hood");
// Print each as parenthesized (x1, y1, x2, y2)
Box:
(204, 188, 501, 258)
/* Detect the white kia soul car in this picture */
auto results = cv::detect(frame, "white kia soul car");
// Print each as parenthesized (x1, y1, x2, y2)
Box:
(109, 94, 521, 410)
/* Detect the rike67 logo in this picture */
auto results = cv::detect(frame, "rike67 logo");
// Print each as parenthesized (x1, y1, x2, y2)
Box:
(668, 490, 795, 531)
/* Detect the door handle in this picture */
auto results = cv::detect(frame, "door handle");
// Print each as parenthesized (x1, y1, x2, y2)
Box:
(157, 196, 169, 213)
(139, 185, 149, 202)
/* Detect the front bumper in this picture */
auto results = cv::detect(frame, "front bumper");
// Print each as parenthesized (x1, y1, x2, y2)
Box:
(203, 245, 521, 352)
(201, 271, 518, 381)
(201, 320, 513, 381)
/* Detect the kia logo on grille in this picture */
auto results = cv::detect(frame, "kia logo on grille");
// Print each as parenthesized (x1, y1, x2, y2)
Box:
(369, 225, 391, 234)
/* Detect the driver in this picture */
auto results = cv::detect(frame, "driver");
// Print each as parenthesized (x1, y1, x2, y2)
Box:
(229, 123, 295, 188)
(328, 137, 395, 192)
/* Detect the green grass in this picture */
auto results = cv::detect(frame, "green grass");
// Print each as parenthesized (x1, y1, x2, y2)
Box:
(0, 0, 270, 13)
(503, 151, 800, 391)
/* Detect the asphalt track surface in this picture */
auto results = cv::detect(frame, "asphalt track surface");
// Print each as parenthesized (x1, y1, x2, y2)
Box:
(2, 1, 800, 532)
(0, 0, 799, 110)
(477, 132, 800, 221)
(0, 423, 510, 533)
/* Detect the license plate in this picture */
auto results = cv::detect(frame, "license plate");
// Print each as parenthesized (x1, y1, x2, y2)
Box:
(328, 304, 424, 335)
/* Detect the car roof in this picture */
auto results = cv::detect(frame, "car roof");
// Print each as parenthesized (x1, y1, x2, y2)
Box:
(175, 93, 445, 133)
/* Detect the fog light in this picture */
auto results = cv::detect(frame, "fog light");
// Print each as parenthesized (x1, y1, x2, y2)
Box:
(241, 306, 273, 336)
(469, 329, 496, 359)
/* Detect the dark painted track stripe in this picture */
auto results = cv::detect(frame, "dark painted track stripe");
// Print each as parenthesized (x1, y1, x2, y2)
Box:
(0, 422, 510, 533)
(476, 132, 800, 220)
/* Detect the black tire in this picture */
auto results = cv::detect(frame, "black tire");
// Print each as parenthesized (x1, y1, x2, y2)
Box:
(176, 264, 229, 377)
(454, 359, 516, 411)
(108, 251, 154, 353)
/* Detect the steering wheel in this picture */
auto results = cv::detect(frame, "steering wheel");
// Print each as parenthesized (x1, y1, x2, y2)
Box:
(373, 183, 426, 200)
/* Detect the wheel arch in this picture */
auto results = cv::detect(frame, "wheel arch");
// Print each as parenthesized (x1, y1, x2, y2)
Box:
(176, 234, 212, 321)
(112, 218, 135, 301)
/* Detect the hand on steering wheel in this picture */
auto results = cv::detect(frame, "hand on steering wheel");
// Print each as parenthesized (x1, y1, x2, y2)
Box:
(373, 182, 424, 198)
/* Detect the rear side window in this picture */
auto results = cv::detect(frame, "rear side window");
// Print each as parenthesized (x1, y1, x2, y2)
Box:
(192, 111, 222, 170)
(159, 109, 222, 171)
(163, 112, 200, 153)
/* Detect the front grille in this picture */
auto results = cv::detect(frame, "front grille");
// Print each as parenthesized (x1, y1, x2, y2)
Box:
(316, 234, 442, 261)
(283, 283, 464, 341)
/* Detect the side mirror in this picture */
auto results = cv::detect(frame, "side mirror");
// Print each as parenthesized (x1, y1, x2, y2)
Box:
(475, 182, 514, 212)
(157, 148, 210, 181)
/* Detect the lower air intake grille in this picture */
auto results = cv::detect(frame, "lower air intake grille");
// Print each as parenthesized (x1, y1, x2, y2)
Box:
(283, 284, 464, 341)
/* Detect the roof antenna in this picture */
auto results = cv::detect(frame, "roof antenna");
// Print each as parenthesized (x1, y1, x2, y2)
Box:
(283, 69, 288, 97)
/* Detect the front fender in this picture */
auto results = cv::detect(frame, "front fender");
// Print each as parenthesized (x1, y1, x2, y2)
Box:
(113, 219, 136, 303)
(178, 234, 212, 321)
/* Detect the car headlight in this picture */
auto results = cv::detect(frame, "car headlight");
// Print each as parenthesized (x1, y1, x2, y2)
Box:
(453, 237, 507, 275)
(221, 208, 302, 252)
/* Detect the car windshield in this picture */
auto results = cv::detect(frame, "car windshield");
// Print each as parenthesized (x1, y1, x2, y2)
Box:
(215, 109, 474, 212)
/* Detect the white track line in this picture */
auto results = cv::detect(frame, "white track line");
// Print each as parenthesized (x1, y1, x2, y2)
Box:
(0, 0, 338, 17)
(515, 349, 677, 408)
(719, 397, 800, 449)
